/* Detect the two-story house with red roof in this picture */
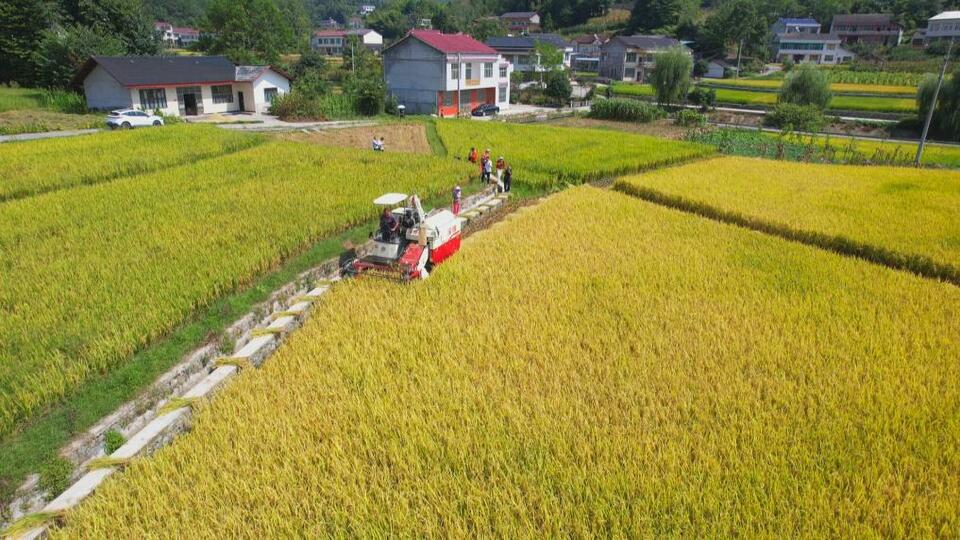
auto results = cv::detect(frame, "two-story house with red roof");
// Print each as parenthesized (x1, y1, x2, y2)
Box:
(382, 30, 512, 117)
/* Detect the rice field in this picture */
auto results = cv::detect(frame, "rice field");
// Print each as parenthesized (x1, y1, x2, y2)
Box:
(50, 186, 960, 537)
(776, 132, 960, 168)
(0, 141, 474, 438)
(0, 125, 264, 201)
(700, 78, 916, 96)
(615, 156, 960, 279)
(611, 83, 917, 112)
(434, 119, 712, 184)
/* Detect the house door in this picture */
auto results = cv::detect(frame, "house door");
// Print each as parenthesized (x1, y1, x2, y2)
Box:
(184, 93, 198, 116)
(238, 91, 245, 112)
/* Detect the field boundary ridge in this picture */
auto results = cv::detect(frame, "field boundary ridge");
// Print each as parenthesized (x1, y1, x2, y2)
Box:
(614, 182, 960, 287)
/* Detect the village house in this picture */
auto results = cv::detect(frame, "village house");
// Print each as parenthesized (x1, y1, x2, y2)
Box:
(75, 55, 291, 116)
(771, 17, 822, 35)
(924, 11, 960, 45)
(154, 22, 202, 48)
(598, 35, 685, 82)
(311, 29, 384, 55)
(487, 34, 574, 72)
(382, 30, 512, 116)
(500, 11, 541, 33)
(772, 32, 855, 64)
(830, 14, 902, 46)
(571, 34, 606, 72)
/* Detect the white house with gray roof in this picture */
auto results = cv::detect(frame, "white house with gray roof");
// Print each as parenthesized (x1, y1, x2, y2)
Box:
(772, 32, 854, 64)
(599, 35, 686, 82)
(75, 56, 292, 116)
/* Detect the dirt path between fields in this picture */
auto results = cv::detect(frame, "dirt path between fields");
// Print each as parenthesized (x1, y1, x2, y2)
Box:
(277, 124, 432, 154)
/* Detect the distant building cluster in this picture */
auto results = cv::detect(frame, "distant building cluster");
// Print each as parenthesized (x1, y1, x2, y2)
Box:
(154, 22, 202, 48)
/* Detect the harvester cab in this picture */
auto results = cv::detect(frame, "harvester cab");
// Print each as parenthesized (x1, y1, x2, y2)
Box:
(346, 192, 462, 282)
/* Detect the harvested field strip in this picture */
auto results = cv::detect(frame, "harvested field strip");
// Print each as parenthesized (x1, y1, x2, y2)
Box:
(615, 156, 960, 283)
(434, 119, 712, 185)
(51, 187, 960, 537)
(0, 142, 474, 438)
(276, 123, 432, 154)
(0, 124, 265, 202)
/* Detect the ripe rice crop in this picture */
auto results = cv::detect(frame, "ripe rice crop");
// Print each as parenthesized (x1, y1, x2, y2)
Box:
(435, 119, 711, 184)
(51, 187, 960, 537)
(611, 83, 916, 112)
(700, 78, 916, 96)
(0, 142, 474, 438)
(615, 156, 960, 281)
(0, 124, 264, 202)
(772, 132, 960, 168)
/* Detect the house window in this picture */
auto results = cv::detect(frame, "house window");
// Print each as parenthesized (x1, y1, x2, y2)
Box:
(625, 52, 638, 63)
(499, 65, 508, 78)
(824, 55, 834, 62)
(451, 62, 459, 80)
(624, 67, 636, 79)
(498, 84, 507, 103)
(264, 87, 279, 104)
(138, 88, 167, 110)
(484, 62, 493, 78)
(465, 63, 473, 79)
(211, 84, 233, 104)
(443, 91, 453, 106)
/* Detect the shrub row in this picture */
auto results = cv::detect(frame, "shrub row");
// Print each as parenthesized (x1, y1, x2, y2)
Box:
(588, 98, 665, 122)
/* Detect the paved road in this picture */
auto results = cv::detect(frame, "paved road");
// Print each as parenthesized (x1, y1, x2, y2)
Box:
(0, 129, 101, 144)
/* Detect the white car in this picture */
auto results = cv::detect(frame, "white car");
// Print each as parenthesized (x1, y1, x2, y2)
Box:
(106, 109, 165, 129)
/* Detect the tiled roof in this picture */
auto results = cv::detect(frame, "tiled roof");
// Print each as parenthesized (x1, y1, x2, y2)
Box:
(778, 17, 820, 25)
(501, 11, 537, 18)
(527, 33, 571, 48)
(74, 56, 291, 87)
(777, 32, 841, 41)
(832, 13, 897, 25)
(609, 35, 682, 49)
(408, 30, 496, 54)
(930, 11, 960, 20)
(486, 36, 535, 50)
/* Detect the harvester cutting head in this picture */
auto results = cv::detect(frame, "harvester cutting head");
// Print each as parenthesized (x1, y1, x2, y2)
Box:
(344, 192, 462, 282)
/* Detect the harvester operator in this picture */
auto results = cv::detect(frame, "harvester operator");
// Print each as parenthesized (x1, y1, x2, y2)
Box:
(380, 207, 399, 241)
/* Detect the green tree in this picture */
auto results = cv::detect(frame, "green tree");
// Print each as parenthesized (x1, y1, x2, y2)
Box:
(205, 0, 291, 64)
(918, 69, 960, 140)
(467, 18, 507, 42)
(0, 0, 57, 85)
(779, 65, 832, 109)
(699, 0, 768, 66)
(650, 46, 692, 109)
(534, 41, 564, 72)
(627, 0, 685, 33)
(544, 69, 571, 106)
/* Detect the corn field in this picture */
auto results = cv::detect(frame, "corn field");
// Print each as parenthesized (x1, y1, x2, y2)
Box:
(615, 156, 960, 280)
(0, 141, 474, 438)
(0, 125, 264, 202)
(50, 186, 960, 537)
(435, 119, 712, 184)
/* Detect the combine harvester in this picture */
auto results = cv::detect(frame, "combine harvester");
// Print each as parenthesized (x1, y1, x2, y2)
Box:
(345, 189, 507, 281)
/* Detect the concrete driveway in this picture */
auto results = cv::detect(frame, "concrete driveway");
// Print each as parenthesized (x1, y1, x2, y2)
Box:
(0, 129, 101, 144)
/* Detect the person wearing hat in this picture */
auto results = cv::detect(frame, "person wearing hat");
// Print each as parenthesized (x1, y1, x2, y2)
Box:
(495, 156, 506, 186)
(452, 185, 463, 214)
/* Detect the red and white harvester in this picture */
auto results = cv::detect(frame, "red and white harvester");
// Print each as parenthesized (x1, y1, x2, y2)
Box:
(346, 193, 462, 281)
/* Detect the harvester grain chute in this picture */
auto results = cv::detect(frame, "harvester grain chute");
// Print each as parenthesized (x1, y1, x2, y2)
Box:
(344, 192, 462, 282)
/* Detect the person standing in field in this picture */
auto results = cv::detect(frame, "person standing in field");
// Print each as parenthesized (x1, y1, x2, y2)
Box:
(379, 137, 386, 152)
(372, 136, 381, 151)
(503, 165, 512, 193)
(483, 156, 493, 185)
(468, 147, 478, 163)
(452, 185, 462, 214)
(495, 156, 506, 184)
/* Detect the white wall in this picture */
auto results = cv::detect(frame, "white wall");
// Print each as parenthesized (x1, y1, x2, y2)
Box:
(363, 32, 384, 46)
(252, 69, 291, 114)
(200, 84, 241, 114)
(444, 56, 504, 92)
(129, 86, 179, 116)
(83, 65, 133, 111)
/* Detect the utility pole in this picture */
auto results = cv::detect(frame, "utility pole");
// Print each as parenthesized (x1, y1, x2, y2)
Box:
(735, 38, 743, 79)
(916, 37, 953, 167)
(456, 52, 462, 118)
